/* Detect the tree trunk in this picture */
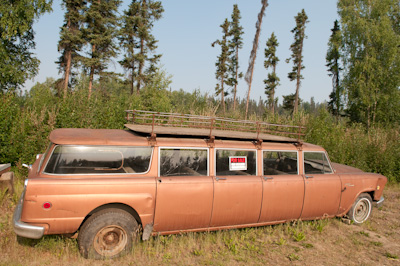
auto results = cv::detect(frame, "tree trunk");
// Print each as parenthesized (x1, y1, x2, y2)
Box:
(63, 49, 71, 99)
(88, 44, 96, 99)
(245, 77, 253, 118)
(63, 16, 72, 99)
(245, 0, 269, 119)
(136, 37, 144, 95)
(233, 47, 239, 111)
(293, 34, 304, 115)
(271, 64, 276, 115)
(130, 70, 135, 95)
(129, 46, 135, 95)
(335, 57, 340, 118)
(221, 78, 225, 115)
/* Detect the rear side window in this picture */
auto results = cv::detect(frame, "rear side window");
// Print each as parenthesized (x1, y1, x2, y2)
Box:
(304, 152, 333, 174)
(44, 146, 152, 174)
(216, 149, 256, 176)
(263, 151, 298, 175)
(160, 148, 208, 176)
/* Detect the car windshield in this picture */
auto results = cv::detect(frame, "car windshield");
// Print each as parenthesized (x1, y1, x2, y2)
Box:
(304, 152, 332, 174)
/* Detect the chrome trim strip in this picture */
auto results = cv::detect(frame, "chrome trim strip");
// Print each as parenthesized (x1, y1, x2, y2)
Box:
(13, 180, 45, 239)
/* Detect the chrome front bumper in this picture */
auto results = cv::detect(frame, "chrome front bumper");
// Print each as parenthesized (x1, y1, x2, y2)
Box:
(13, 180, 45, 239)
(375, 196, 385, 208)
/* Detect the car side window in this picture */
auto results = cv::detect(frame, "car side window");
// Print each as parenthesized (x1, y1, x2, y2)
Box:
(304, 152, 333, 174)
(216, 149, 256, 176)
(160, 148, 208, 176)
(44, 146, 152, 174)
(263, 151, 298, 175)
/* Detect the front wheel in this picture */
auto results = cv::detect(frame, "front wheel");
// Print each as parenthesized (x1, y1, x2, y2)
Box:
(347, 193, 373, 225)
(78, 208, 139, 259)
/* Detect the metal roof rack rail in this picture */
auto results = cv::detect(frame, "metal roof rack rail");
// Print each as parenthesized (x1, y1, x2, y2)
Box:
(125, 110, 305, 143)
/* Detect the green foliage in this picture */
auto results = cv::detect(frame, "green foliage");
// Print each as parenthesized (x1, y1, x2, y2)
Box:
(338, 0, 400, 128)
(282, 93, 301, 114)
(385, 252, 398, 260)
(0, 0, 53, 91)
(305, 108, 400, 182)
(0, 77, 399, 184)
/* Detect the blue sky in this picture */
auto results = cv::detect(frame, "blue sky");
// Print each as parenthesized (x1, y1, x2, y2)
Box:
(27, 0, 338, 104)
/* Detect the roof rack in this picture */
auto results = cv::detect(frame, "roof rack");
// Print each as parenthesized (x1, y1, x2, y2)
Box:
(125, 110, 305, 143)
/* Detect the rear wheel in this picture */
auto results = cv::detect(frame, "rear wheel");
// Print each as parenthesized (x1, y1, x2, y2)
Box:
(347, 193, 373, 225)
(78, 208, 138, 259)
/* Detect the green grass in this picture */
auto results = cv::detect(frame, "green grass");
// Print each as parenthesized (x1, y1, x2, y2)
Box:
(385, 252, 398, 260)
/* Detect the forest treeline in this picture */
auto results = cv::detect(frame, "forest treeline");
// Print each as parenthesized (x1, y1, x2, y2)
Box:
(1, 0, 400, 125)
(0, 76, 399, 182)
(0, 0, 399, 182)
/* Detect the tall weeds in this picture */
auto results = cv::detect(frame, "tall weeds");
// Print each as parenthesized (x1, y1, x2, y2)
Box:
(0, 81, 399, 183)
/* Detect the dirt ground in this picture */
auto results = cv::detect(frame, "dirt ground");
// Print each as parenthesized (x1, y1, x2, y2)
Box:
(0, 184, 399, 266)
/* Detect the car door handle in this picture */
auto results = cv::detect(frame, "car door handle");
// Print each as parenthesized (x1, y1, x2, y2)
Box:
(263, 176, 274, 181)
(305, 175, 314, 179)
(215, 177, 227, 181)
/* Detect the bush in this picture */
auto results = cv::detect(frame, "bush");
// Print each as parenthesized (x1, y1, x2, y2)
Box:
(0, 82, 399, 183)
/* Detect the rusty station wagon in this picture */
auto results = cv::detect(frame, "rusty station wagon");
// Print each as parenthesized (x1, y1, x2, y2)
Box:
(13, 111, 387, 259)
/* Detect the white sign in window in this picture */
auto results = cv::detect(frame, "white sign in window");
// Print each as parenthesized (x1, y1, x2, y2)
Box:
(229, 156, 247, 171)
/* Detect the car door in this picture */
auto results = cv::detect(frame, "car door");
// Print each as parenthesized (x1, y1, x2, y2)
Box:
(210, 149, 262, 227)
(300, 151, 342, 219)
(153, 147, 213, 232)
(259, 150, 304, 222)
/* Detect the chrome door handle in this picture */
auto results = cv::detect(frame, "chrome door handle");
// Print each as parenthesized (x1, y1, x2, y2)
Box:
(263, 176, 274, 181)
(305, 175, 314, 179)
(215, 177, 227, 181)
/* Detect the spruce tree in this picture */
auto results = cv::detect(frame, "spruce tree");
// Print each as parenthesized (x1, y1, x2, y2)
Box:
(119, 0, 164, 95)
(282, 93, 301, 114)
(57, 0, 86, 98)
(264, 32, 279, 114)
(228, 4, 244, 111)
(81, 0, 120, 99)
(212, 19, 231, 115)
(326, 20, 343, 119)
(286, 9, 308, 114)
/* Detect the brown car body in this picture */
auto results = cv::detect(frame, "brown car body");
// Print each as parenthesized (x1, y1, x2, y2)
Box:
(13, 127, 387, 258)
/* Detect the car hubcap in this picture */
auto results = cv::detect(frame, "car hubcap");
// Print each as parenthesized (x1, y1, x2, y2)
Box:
(93, 225, 127, 257)
(354, 198, 371, 223)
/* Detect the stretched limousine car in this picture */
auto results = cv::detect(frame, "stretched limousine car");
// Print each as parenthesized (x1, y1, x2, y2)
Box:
(13, 111, 387, 259)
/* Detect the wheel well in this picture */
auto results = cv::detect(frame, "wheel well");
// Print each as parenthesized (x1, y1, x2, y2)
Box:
(365, 191, 374, 201)
(78, 203, 142, 231)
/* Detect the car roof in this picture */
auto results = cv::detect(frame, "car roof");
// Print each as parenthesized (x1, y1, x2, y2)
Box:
(49, 128, 326, 152)
(49, 128, 149, 146)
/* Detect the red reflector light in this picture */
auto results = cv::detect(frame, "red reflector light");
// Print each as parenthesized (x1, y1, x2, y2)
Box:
(43, 202, 52, 209)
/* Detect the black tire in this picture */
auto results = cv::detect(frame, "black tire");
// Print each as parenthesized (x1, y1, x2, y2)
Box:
(78, 208, 138, 259)
(347, 193, 373, 225)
